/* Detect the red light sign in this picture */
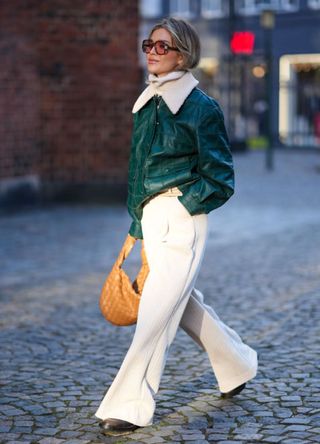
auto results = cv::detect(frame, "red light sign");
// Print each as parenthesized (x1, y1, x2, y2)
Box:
(230, 31, 255, 55)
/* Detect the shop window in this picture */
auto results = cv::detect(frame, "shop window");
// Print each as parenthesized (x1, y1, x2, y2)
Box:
(308, 0, 320, 9)
(279, 54, 320, 147)
(201, 0, 226, 18)
(170, 0, 193, 18)
(140, 0, 162, 18)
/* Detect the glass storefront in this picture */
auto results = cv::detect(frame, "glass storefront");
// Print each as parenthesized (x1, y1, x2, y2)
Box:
(197, 53, 320, 149)
(197, 55, 269, 149)
(279, 54, 320, 148)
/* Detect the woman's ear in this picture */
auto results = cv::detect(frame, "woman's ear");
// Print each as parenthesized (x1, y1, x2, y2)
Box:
(177, 53, 184, 68)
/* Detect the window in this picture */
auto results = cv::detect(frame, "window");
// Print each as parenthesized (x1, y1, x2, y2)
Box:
(279, 54, 320, 147)
(235, 0, 278, 15)
(308, 0, 320, 9)
(255, 0, 279, 8)
(236, 0, 299, 14)
(281, 0, 299, 10)
(201, 0, 226, 18)
(235, 0, 254, 15)
(170, 0, 193, 18)
(140, 0, 162, 18)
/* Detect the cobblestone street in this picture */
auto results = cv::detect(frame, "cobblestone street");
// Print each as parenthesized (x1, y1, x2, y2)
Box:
(1, 151, 320, 444)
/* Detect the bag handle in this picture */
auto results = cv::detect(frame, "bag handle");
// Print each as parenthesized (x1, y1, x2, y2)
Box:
(115, 234, 137, 268)
(141, 240, 148, 266)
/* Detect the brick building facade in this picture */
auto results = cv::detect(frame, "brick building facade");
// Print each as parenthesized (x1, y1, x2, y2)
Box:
(0, 0, 140, 205)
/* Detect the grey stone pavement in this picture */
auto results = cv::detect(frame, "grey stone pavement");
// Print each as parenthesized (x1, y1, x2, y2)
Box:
(1, 151, 320, 444)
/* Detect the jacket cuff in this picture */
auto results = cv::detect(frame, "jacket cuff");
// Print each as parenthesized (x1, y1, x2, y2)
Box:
(129, 220, 143, 239)
(178, 185, 231, 215)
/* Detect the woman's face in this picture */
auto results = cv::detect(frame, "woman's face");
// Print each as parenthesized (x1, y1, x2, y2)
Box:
(146, 28, 183, 77)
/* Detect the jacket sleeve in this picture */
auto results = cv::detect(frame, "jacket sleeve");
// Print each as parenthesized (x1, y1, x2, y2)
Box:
(179, 104, 234, 215)
(127, 170, 143, 239)
(128, 215, 143, 239)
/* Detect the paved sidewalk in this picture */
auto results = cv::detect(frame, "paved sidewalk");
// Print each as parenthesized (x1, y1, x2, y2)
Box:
(1, 151, 320, 443)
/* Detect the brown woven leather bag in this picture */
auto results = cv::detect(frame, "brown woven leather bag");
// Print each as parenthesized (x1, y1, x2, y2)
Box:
(99, 234, 149, 326)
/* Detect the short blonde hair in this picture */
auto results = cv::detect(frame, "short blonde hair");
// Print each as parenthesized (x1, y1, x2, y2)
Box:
(149, 17, 201, 70)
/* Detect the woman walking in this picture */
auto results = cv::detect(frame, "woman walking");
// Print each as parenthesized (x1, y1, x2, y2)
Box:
(96, 17, 258, 434)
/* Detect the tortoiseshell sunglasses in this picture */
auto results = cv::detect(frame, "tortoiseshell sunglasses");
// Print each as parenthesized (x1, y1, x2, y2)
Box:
(142, 39, 179, 55)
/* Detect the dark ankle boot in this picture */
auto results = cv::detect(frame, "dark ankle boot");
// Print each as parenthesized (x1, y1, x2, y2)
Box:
(99, 417, 139, 435)
(220, 383, 246, 399)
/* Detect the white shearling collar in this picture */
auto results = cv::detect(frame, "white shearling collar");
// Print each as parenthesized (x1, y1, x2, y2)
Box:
(132, 71, 199, 115)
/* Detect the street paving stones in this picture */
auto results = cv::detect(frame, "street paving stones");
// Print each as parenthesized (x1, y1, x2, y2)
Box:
(1, 151, 320, 443)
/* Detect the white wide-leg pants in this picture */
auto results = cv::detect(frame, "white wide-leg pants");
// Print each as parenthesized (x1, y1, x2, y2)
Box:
(95, 195, 257, 426)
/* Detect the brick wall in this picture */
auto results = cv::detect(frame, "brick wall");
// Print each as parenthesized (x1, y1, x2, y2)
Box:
(0, 0, 141, 204)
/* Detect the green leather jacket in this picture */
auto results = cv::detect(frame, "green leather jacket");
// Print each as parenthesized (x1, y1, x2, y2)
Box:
(127, 87, 234, 239)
